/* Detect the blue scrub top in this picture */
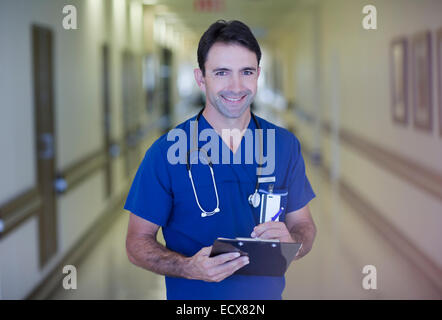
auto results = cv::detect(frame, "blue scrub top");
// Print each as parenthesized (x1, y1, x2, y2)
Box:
(124, 112, 315, 300)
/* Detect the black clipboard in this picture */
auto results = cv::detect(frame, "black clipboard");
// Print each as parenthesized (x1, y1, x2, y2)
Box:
(209, 238, 302, 277)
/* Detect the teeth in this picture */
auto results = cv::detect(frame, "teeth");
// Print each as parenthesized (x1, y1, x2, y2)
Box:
(223, 96, 242, 102)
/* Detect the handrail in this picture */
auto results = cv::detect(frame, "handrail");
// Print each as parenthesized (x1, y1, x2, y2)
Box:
(322, 121, 442, 202)
(293, 105, 442, 202)
(0, 188, 41, 238)
(55, 149, 107, 194)
(0, 117, 173, 238)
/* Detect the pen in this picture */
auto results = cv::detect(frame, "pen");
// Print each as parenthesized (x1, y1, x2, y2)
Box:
(271, 207, 284, 221)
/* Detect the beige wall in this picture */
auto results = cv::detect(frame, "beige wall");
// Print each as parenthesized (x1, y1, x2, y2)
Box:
(0, 0, 146, 299)
(0, 0, 199, 298)
(289, 0, 442, 268)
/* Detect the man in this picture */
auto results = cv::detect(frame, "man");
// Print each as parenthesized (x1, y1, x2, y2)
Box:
(124, 20, 316, 300)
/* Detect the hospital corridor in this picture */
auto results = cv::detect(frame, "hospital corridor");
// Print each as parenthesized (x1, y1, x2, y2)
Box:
(1, 0, 442, 300)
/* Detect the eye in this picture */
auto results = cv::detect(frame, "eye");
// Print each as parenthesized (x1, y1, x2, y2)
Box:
(215, 71, 228, 76)
(243, 70, 254, 76)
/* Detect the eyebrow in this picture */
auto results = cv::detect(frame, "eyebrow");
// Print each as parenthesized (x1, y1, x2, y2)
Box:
(212, 67, 257, 73)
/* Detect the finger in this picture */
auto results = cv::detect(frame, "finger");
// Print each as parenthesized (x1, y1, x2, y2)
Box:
(210, 256, 249, 281)
(199, 246, 212, 256)
(252, 222, 284, 237)
(258, 228, 284, 240)
(251, 223, 269, 237)
(211, 252, 241, 265)
(254, 224, 284, 238)
(210, 256, 249, 277)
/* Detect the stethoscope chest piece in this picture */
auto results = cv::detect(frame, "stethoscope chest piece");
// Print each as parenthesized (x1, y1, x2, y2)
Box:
(248, 191, 261, 208)
(200, 207, 220, 218)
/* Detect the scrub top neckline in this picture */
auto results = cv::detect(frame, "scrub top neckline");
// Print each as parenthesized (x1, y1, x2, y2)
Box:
(197, 111, 257, 158)
(196, 111, 259, 186)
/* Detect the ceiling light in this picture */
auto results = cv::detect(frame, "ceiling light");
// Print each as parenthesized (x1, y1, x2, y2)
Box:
(143, 0, 157, 5)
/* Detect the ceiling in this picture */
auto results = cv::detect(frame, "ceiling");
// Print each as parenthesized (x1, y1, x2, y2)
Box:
(146, 0, 318, 41)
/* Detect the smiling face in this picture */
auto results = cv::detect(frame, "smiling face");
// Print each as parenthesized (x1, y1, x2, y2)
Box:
(195, 42, 260, 119)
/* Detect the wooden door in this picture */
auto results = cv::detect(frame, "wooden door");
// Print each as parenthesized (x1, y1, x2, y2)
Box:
(32, 25, 57, 267)
(102, 44, 112, 198)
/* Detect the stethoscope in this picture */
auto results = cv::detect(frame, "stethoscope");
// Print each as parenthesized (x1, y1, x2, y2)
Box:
(186, 108, 263, 217)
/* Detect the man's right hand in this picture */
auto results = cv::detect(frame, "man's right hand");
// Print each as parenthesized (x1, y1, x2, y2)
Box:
(185, 246, 249, 282)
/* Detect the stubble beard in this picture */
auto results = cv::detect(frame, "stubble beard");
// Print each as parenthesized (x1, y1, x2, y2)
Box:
(210, 90, 255, 119)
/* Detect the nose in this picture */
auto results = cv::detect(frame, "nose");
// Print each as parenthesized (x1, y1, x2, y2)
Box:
(227, 73, 244, 94)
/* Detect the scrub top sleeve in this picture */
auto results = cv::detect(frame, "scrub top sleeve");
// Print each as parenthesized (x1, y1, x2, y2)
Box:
(124, 142, 173, 227)
(285, 135, 316, 213)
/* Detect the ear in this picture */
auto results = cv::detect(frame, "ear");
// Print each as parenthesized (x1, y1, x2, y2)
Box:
(194, 68, 206, 92)
(257, 66, 261, 78)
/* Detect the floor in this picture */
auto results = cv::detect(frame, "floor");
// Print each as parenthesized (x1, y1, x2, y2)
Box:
(50, 165, 441, 300)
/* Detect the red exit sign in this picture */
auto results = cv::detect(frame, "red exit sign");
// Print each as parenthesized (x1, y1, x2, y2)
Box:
(194, 0, 225, 12)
